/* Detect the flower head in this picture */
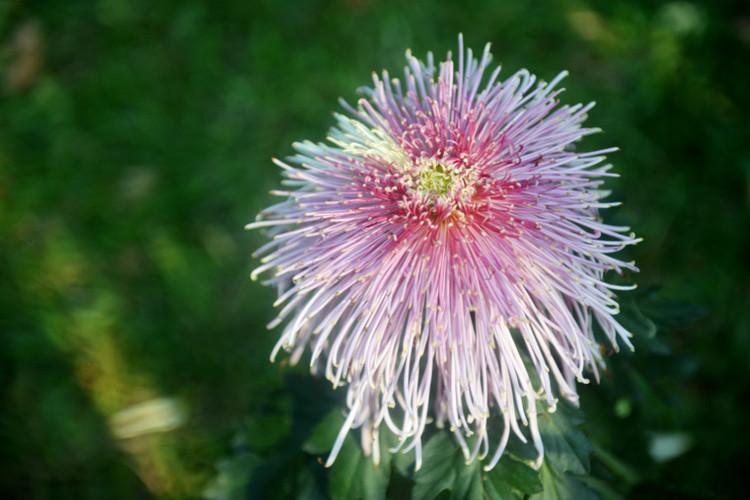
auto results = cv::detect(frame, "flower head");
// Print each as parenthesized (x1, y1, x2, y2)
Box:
(247, 35, 639, 471)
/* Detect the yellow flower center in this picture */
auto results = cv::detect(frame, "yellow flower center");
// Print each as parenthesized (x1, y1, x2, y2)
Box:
(411, 159, 477, 207)
(416, 163, 454, 197)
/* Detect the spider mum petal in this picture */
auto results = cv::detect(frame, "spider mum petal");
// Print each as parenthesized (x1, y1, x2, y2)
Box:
(248, 35, 639, 469)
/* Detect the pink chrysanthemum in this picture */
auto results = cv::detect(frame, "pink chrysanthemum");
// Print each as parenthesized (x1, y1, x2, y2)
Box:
(247, 36, 639, 471)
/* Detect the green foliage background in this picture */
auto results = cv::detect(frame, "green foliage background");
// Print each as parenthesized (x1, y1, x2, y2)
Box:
(1, 0, 748, 498)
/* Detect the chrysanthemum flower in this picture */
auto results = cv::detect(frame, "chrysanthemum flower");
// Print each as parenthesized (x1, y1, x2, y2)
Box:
(247, 35, 639, 471)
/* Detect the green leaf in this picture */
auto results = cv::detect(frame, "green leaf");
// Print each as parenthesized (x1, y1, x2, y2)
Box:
(484, 454, 543, 499)
(302, 409, 346, 455)
(503, 430, 543, 464)
(636, 293, 707, 332)
(303, 408, 395, 500)
(537, 401, 593, 475)
(529, 461, 600, 500)
(616, 299, 671, 355)
(328, 431, 391, 500)
(392, 445, 417, 480)
(286, 373, 344, 440)
(616, 290, 707, 355)
(296, 459, 328, 500)
(204, 375, 345, 500)
(617, 299, 658, 339)
(412, 431, 480, 500)
(413, 430, 542, 500)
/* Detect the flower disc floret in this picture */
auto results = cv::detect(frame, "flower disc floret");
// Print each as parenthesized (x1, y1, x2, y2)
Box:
(398, 157, 482, 224)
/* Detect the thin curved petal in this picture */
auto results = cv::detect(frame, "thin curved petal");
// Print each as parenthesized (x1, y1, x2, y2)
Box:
(249, 35, 639, 469)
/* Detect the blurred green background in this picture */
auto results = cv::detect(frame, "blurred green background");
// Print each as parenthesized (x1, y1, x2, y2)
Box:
(1, 0, 748, 498)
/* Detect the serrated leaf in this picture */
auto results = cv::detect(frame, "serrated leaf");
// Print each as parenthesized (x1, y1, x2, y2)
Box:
(304, 408, 397, 500)
(413, 430, 542, 500)
(412, 431, 478, 500)
(503, 430, 542, 463)
(204, 375, 345, 500)
(484, 454, 543, 499)
(530, 461, 600, 500)
(328, 431, 391, 500)
(538, 401, 593, 475)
